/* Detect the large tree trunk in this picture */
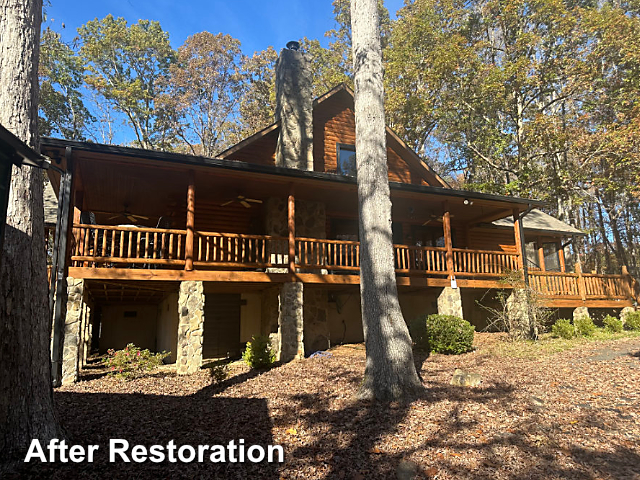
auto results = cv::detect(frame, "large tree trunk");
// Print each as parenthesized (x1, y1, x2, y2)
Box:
(351, 0, 423, 401)
(0, 0, 61, 461)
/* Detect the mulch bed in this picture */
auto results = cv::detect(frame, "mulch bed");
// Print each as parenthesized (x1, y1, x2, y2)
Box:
(8, 333, 640, 479)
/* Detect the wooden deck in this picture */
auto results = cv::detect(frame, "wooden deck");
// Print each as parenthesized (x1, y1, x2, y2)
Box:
(67, 224, 637, 308)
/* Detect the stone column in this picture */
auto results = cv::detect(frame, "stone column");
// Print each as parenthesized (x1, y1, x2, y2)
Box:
(303, 288, 330, 353)
(573, 306, 589, 321)
(506, 289, 538, 340)
(621, 306, 636, 326)
(278, 282, 305, 361)
(62, 278, 85, 385)
(437, 287, 463, 318)
(274, 46, 313, 171)
(176, 281, 205, 375)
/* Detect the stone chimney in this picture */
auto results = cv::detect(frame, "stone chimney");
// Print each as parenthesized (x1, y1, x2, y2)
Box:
(274, 41, 313, 171)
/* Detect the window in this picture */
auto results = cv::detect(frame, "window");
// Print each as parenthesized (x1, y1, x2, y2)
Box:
(337, 144, 357, 177)
(543, 243, 561, 271)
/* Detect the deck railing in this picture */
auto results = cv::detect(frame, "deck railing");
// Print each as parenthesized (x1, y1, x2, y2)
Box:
(70, 225, 635, 303)
(71, 224, 187, 267)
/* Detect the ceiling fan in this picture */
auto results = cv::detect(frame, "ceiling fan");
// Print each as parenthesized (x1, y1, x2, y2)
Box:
(93, 207, 149, 224)
(220, 195, 263, 209)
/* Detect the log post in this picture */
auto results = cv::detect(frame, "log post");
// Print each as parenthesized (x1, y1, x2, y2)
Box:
(513, 208, 528, 286)
(288, 186, 296, 274)
(576, 260, 586, 301)
(537, 236, 546, 271)
(558, 241, 566, 273)
(442, 201, 454, 280)
(185, 171, 195, 271)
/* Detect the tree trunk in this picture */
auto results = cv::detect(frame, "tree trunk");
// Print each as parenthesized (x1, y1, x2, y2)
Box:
(351, 0, 423, 401)
(0, 0, 61, 461)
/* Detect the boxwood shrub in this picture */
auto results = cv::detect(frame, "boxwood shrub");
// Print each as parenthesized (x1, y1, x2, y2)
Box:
(551, 319, 575, 339)
(624, 311, 640, 331)
(410, 314, 475, 355)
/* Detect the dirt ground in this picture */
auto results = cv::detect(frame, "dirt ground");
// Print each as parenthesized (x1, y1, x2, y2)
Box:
(7, 333, 640, 479)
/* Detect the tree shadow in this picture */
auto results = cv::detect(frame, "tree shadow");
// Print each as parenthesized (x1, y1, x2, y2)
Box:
(9, 392, 280, 480)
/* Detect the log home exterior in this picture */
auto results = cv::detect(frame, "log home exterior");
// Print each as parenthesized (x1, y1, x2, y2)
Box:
(44, 46, 639, 384)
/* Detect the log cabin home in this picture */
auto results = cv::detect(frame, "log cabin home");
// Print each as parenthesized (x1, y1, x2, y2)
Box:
(43, 44, 639, 384)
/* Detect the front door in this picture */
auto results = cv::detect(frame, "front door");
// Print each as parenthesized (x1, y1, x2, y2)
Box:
(203, 294, 241, 359)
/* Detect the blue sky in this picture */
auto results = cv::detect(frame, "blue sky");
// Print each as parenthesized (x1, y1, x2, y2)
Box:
(45, 0, 406, 54)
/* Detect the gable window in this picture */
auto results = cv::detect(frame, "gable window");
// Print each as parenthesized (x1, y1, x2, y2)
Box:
(337, 143, 357, 177)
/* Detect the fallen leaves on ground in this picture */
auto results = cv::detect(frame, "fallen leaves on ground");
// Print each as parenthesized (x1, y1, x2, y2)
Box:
(6, 333, 640, 479)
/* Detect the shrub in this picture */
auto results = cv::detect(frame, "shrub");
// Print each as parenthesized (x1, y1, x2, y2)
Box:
(603, 315, 623, 333)
(623, 311, 640, 331)
(551, 319, 575, 339)
(242, 335, 275, 369)
(409, 317, 429, 351)
(106, 343, 169, 380)
(411, 314, 475, 355)
(574, 315, 596, 337)
(209, 364, 228, 383)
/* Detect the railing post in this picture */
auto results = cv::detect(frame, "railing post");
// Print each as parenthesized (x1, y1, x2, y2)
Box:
(288, 186, 295, 274)
(513, 208, 528, 286)
(557, 241, 566, 273)
(576, 260, 586, 301)
(442, 201, 454, 280)
(185, 171, 195, 271)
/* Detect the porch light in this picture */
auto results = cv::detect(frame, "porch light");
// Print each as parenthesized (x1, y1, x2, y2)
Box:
(463, 198, 474, 206)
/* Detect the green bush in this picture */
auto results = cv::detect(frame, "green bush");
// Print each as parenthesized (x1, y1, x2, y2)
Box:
(574, 315, 596, 337)
(209, 364, 228, 383)
(106, 343, 170, 380)
(551, 319, 575, 339)
(623, 311, 640, 331)
(411, 314, 475, 355)
(603, 315, 623, 333)
(242, 335, 275, 369)
(409, 317, 429, 351)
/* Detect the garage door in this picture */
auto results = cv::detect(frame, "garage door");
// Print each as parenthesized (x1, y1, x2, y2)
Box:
(203, 294, 241, 359)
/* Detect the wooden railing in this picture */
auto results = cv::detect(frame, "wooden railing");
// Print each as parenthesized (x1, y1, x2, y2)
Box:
(296, 237, 360, 271)
(71, 224, 187, 267)
(194, 232, 288, 269)
(528, 270, 630, 300)
(394, 245, 447, 273)
(452, 248, 519, 277)
(68, 224, 637, 304)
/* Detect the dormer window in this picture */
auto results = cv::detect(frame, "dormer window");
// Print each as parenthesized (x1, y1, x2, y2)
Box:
(337, 143, 357, 177)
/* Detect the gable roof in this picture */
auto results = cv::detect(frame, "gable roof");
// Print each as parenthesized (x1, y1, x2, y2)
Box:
(217, 83, 449, 188)
(491, 209, 585, 236)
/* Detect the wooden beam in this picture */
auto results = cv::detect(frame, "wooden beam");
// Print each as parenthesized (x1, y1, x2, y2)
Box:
(558, 241, 566, 273)
(288, 185, 295, 274)
(537, 236, 546, 271)
(468, 208, 513, 227)
(185, 171, 195, 271)
(513, 208, 528, 285)
(575, 260, 586, 301)
(442, 201, 454, 280)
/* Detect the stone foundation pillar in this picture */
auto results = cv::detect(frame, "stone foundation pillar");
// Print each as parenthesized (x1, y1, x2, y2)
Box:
(303, 288, 330, 353)
(621, 306, 636, 326)
(573, 306, 589, 321)
(437, 287, 463, 318)
(177, 281, 205, 375)
(506, 289, 538, 340)
(278, 282, 305, 362)
(62, 278, 85, 385)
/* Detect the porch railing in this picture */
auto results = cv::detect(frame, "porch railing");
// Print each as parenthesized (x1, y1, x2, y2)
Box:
(69, 225, 636, 303)
(71, 224, 187, 267)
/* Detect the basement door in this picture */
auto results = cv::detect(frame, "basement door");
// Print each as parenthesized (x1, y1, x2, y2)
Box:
(203, 294, 241, 359)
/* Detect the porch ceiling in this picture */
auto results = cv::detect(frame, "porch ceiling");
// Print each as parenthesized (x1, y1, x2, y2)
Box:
(86, 280, 178, 305)
(42, 138, 542, 231)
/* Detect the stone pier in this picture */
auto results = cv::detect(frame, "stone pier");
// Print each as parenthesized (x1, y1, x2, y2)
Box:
(62, 278, 92, 385)
(506, 289, 538, 339)
(573, 306, 590, 321)
(278, 282, 305, 362)
(176, 281, 205, 375)
(437, 287, 464, 318)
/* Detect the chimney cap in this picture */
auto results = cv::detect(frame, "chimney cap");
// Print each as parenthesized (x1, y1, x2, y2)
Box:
(286, 40, 300, 51)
